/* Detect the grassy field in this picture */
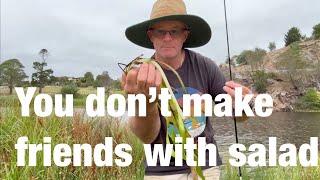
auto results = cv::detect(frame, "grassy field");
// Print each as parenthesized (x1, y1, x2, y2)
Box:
(1, 86, 320, 179)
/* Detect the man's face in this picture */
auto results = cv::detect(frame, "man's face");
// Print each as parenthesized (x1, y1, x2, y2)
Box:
(147, 20, 189, 59)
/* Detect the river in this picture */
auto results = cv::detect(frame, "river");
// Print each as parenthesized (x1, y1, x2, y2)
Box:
(211, 112, 320, 163)
(73, 109, 319, 162)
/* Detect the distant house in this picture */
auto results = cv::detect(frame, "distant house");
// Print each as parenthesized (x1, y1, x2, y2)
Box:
(68, 77, 82, 83)
(54, 76, 82, 86)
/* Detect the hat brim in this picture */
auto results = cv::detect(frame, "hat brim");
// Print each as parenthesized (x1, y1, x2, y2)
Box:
(125, 14, 212, 49)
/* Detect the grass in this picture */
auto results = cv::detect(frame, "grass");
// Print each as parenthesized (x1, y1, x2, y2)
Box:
(222, 158, 320, 180)
(0, 94, 88, 108)
(0, 107, 145, 180)
(0, 95, 21, 107)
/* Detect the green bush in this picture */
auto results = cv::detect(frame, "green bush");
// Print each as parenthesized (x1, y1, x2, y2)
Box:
(252, 70, 269, 93)
(60, 84, 79, 97)
(295, 88, 320, 111)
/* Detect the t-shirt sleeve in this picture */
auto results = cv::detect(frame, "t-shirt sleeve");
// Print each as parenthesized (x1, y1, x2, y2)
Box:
(205, 58, 227, 100)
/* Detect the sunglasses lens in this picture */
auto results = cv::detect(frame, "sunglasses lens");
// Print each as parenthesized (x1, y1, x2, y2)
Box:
(150, 28, 186, 38)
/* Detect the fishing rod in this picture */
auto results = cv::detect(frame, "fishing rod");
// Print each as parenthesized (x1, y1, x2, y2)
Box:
(223, 0, 242, 179)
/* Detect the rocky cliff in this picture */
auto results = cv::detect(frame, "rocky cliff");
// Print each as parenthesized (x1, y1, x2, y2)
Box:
(220, 40, 320, 111)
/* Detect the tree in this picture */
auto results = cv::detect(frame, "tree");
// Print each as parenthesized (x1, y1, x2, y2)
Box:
(247, 48, 266, 70)
(54, 76, 69, 86)
(312, 23, 320, 39)
(94, 71, 112, 87)
(277, 42, 306, 90)
(0, 67, 3, 86)
(84, 72, 94, 86)
(39, 49, 49, 62)
(31, 62, 53, 93)
(110, 79, 121, 90)
(31, 49, 53, 93)
(0, 59, 28, 94)
(236, 50, 252, 65)
(236, 48, 266, 71)
(284, 27, 302, 46)
(244, 48, 267, 85)
(268, 42, 276, 51)
(224, 56, 236, 66)
(50, 76, 58, 85)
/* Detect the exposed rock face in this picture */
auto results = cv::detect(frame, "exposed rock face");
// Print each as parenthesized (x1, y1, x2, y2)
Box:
(220, 40, 320, 111)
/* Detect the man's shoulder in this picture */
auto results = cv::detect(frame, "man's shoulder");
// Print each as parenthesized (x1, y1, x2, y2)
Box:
(185, 49, 219, 69)
(186, 49, 209, 60)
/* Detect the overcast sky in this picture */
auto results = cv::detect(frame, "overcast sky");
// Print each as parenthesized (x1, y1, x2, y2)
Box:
(1, 0, 319, 79)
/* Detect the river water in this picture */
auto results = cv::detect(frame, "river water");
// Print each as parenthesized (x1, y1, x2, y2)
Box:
(73, 109, 319, 163)
(211, 112, 320, 163)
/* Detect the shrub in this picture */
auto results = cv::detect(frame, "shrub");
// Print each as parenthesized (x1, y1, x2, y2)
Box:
(236, 48, 266, 67)
(252, 70, 269, 93)
(60, 83, 79, 97)
(236, 50, 251, 65)
(295, 88, 320, 111)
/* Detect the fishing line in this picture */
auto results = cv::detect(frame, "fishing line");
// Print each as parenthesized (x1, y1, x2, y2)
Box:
(223, 0, 242, 178)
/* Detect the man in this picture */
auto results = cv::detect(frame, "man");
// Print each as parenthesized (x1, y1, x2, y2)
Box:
(122, 0, 251, 179)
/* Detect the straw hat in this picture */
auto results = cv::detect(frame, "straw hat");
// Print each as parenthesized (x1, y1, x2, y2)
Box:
(125, 0, 212, 49)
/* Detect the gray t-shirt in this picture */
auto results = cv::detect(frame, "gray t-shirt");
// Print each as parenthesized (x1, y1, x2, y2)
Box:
(145, 49, 226, 175)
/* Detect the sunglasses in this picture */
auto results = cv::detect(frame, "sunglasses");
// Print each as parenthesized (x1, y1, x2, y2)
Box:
(148, 28, 189, 39)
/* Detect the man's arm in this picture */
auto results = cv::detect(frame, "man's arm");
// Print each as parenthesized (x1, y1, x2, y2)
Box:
(127, 102, 161, 144)
(121, 63, 162, 144)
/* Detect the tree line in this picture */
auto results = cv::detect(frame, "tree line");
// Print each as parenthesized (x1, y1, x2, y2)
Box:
(0, 49, 121, 94)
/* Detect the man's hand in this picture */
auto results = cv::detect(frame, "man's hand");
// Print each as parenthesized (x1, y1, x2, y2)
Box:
(223, 81, 252, 121)
(121, 63, 162, 98)
(121, 63, 162, 143)
(223, 81, 251, 98)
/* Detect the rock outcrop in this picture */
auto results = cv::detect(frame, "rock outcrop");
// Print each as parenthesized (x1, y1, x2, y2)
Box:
(220, 40, 320, 111)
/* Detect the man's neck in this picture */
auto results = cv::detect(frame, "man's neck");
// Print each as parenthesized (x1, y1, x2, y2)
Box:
(155, 49, 185, 70)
